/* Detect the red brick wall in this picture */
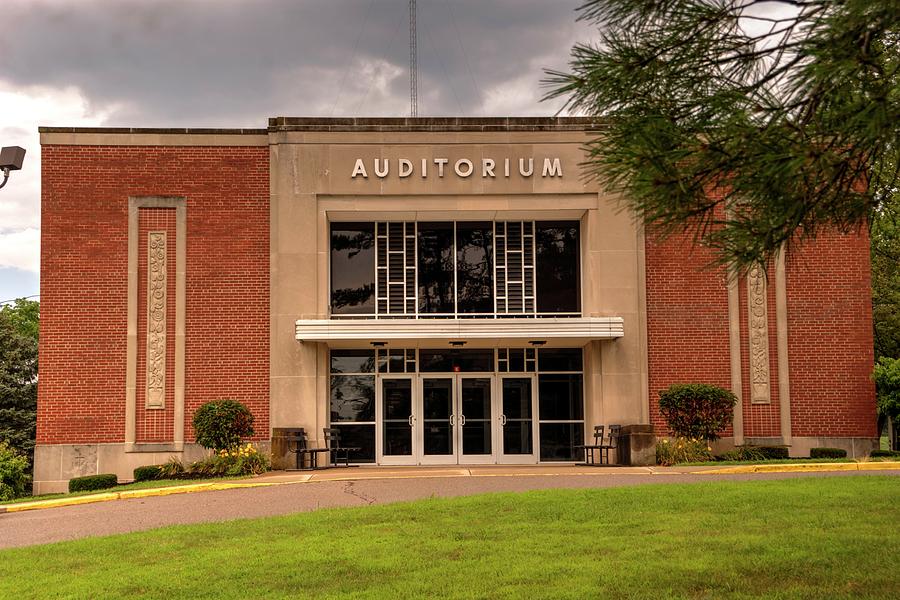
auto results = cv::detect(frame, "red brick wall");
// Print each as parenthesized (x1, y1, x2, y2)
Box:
(646, 227, 876, 440)
(644, 231, 733, 436)
(786, 231, 876, 438)
(38, 145, 269, 445)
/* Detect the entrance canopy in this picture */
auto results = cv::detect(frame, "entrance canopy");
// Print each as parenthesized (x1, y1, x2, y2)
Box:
(295, 317, 624, 348)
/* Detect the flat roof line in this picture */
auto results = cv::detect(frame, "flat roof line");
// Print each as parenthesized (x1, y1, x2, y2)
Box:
(39, 117, 605, 135)
(270, 116, 604, 132)
(38, 127, 268, 135)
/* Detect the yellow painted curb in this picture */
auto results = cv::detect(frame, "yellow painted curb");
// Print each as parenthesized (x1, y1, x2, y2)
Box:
(695, 461, 900, 475)
(0, 480, 293, 513)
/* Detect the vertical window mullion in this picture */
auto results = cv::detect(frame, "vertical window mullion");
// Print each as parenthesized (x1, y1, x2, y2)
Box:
(453, 221, 459, 319)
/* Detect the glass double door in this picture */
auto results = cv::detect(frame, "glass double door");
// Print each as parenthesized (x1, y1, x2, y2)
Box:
(377, 374, 537, 465)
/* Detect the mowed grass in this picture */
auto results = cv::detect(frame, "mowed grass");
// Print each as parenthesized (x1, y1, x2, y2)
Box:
(1, 477, 898, 599)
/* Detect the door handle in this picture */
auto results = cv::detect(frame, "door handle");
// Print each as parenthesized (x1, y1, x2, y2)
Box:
(460, 414, 466, 426)
(408, 415, 414, 427)
(450, 414, 455, 426)
(501, 414, 507, 426)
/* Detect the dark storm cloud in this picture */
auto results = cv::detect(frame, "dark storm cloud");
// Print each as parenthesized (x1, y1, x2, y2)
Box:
(1, 0, 594, 126)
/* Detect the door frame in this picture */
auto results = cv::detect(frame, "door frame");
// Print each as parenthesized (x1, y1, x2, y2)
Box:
(496, 373, 539, 465)
(455, 374, 497, 465)
(416, 373, 498, 465)
(376, 374, 417, 466)
(417, 375, 458, 465)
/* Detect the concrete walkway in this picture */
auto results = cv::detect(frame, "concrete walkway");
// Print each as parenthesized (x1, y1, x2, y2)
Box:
(1, 465, 898, 549)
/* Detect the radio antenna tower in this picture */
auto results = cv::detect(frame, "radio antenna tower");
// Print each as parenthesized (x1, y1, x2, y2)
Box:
(409, 0, 418, 116)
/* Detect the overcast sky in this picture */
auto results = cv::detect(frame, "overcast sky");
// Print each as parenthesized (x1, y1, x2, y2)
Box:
(0, 0, 594, 302)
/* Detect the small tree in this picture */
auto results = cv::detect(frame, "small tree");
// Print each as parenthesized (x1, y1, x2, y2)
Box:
(658, 383, 737, 441)
(0, 440, 29, 501)
(0, 305, 38, 463)
(192, 400, 255, 452)
(873, 357, 900, 423)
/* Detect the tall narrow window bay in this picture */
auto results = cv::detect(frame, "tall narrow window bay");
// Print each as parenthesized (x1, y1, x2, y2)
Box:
(456, 222, 494, 313)
(536, 221, 580, 314)
(331, 223, 375, 315)
(417, 222, 455, 314)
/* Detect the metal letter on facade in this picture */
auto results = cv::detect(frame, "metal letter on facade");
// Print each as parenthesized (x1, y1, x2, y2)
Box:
(146, 231, 167, 408)
(747, 264, 770, 404)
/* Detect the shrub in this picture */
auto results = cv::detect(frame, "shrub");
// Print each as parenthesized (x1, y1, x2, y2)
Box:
(658, 384, 737, 440)
(69, 473, 118, 493)
(159, 457, 187, 479)
(656, 437, 713, 466)
(870, 449, 900, 458)
(754, 445, 790, 459)
(133, 464, 164, 482)
(192, 399, 255, 452)
(810, 447, 847, 459)
(0, 441, 30, 501)
(716, 446, 769, 462)
(190, 443, 270, 477)
(873, 357, 900, 420)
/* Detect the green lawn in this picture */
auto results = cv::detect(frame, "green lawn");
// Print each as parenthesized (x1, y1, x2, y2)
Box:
(2, 476, 251, 505)
(1, 477, 898, 599)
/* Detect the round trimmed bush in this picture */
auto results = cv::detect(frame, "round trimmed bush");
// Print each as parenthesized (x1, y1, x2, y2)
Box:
(192, 400, 255, 452)
(658, 383, 737, 441)
(69, 473, 118, 493)
(133, 464, 164, 482)
(810, 447, 847, 459)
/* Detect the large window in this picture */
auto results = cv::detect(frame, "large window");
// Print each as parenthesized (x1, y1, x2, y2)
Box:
(330, 223, 375, 315)
(330, 220, 580, 318)
(329, 350, 376, 462)
(537, 349, 585, 461)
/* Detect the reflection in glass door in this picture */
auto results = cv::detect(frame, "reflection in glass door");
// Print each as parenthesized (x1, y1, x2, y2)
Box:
(459, 377, 494, 463)
(499, 376, 538, 464)
(421, 378, 455, 464)
(379, 377, 415, 465)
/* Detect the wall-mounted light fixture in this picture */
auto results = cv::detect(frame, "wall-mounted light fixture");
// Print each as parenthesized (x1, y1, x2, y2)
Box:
(449, 340, 466, 347)
(528, 340, 547, 347)
(0, 147, 25, 191)
(370, 341, 387, 348)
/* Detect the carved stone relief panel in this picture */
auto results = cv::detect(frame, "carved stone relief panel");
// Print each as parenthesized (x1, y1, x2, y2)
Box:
(146, 231, 167, 408)
(747, 264, 771, 404)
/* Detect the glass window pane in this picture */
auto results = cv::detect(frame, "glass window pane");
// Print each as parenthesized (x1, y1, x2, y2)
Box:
(504, 421, 533, 455)
(418, 222, 455, 314)
(331, 223, 375, 315)
(330, 349, 375, 374)
(388, 350, 405, 373)
(536, 221, 580, 314)
(539, 348, 583, 372)
(330, 375, 375, 422)
(332, 424, 376, 463)
(539, 423, 584, 461)
(502, 378, 532, 420)
(457, 222, 494, 313)
(538, 374, 584, 421)
(420, 349, 494, 372)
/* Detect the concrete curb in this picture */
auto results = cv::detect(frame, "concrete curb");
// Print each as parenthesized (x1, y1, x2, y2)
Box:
(694, 461, 900, 475)
(0, 480, 293, 514)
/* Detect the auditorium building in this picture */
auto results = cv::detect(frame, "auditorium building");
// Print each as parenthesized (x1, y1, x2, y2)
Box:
(33, 117, 877, 493)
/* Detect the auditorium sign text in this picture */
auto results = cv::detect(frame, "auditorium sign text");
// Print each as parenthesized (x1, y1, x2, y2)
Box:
(350, 156, 563, 179)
